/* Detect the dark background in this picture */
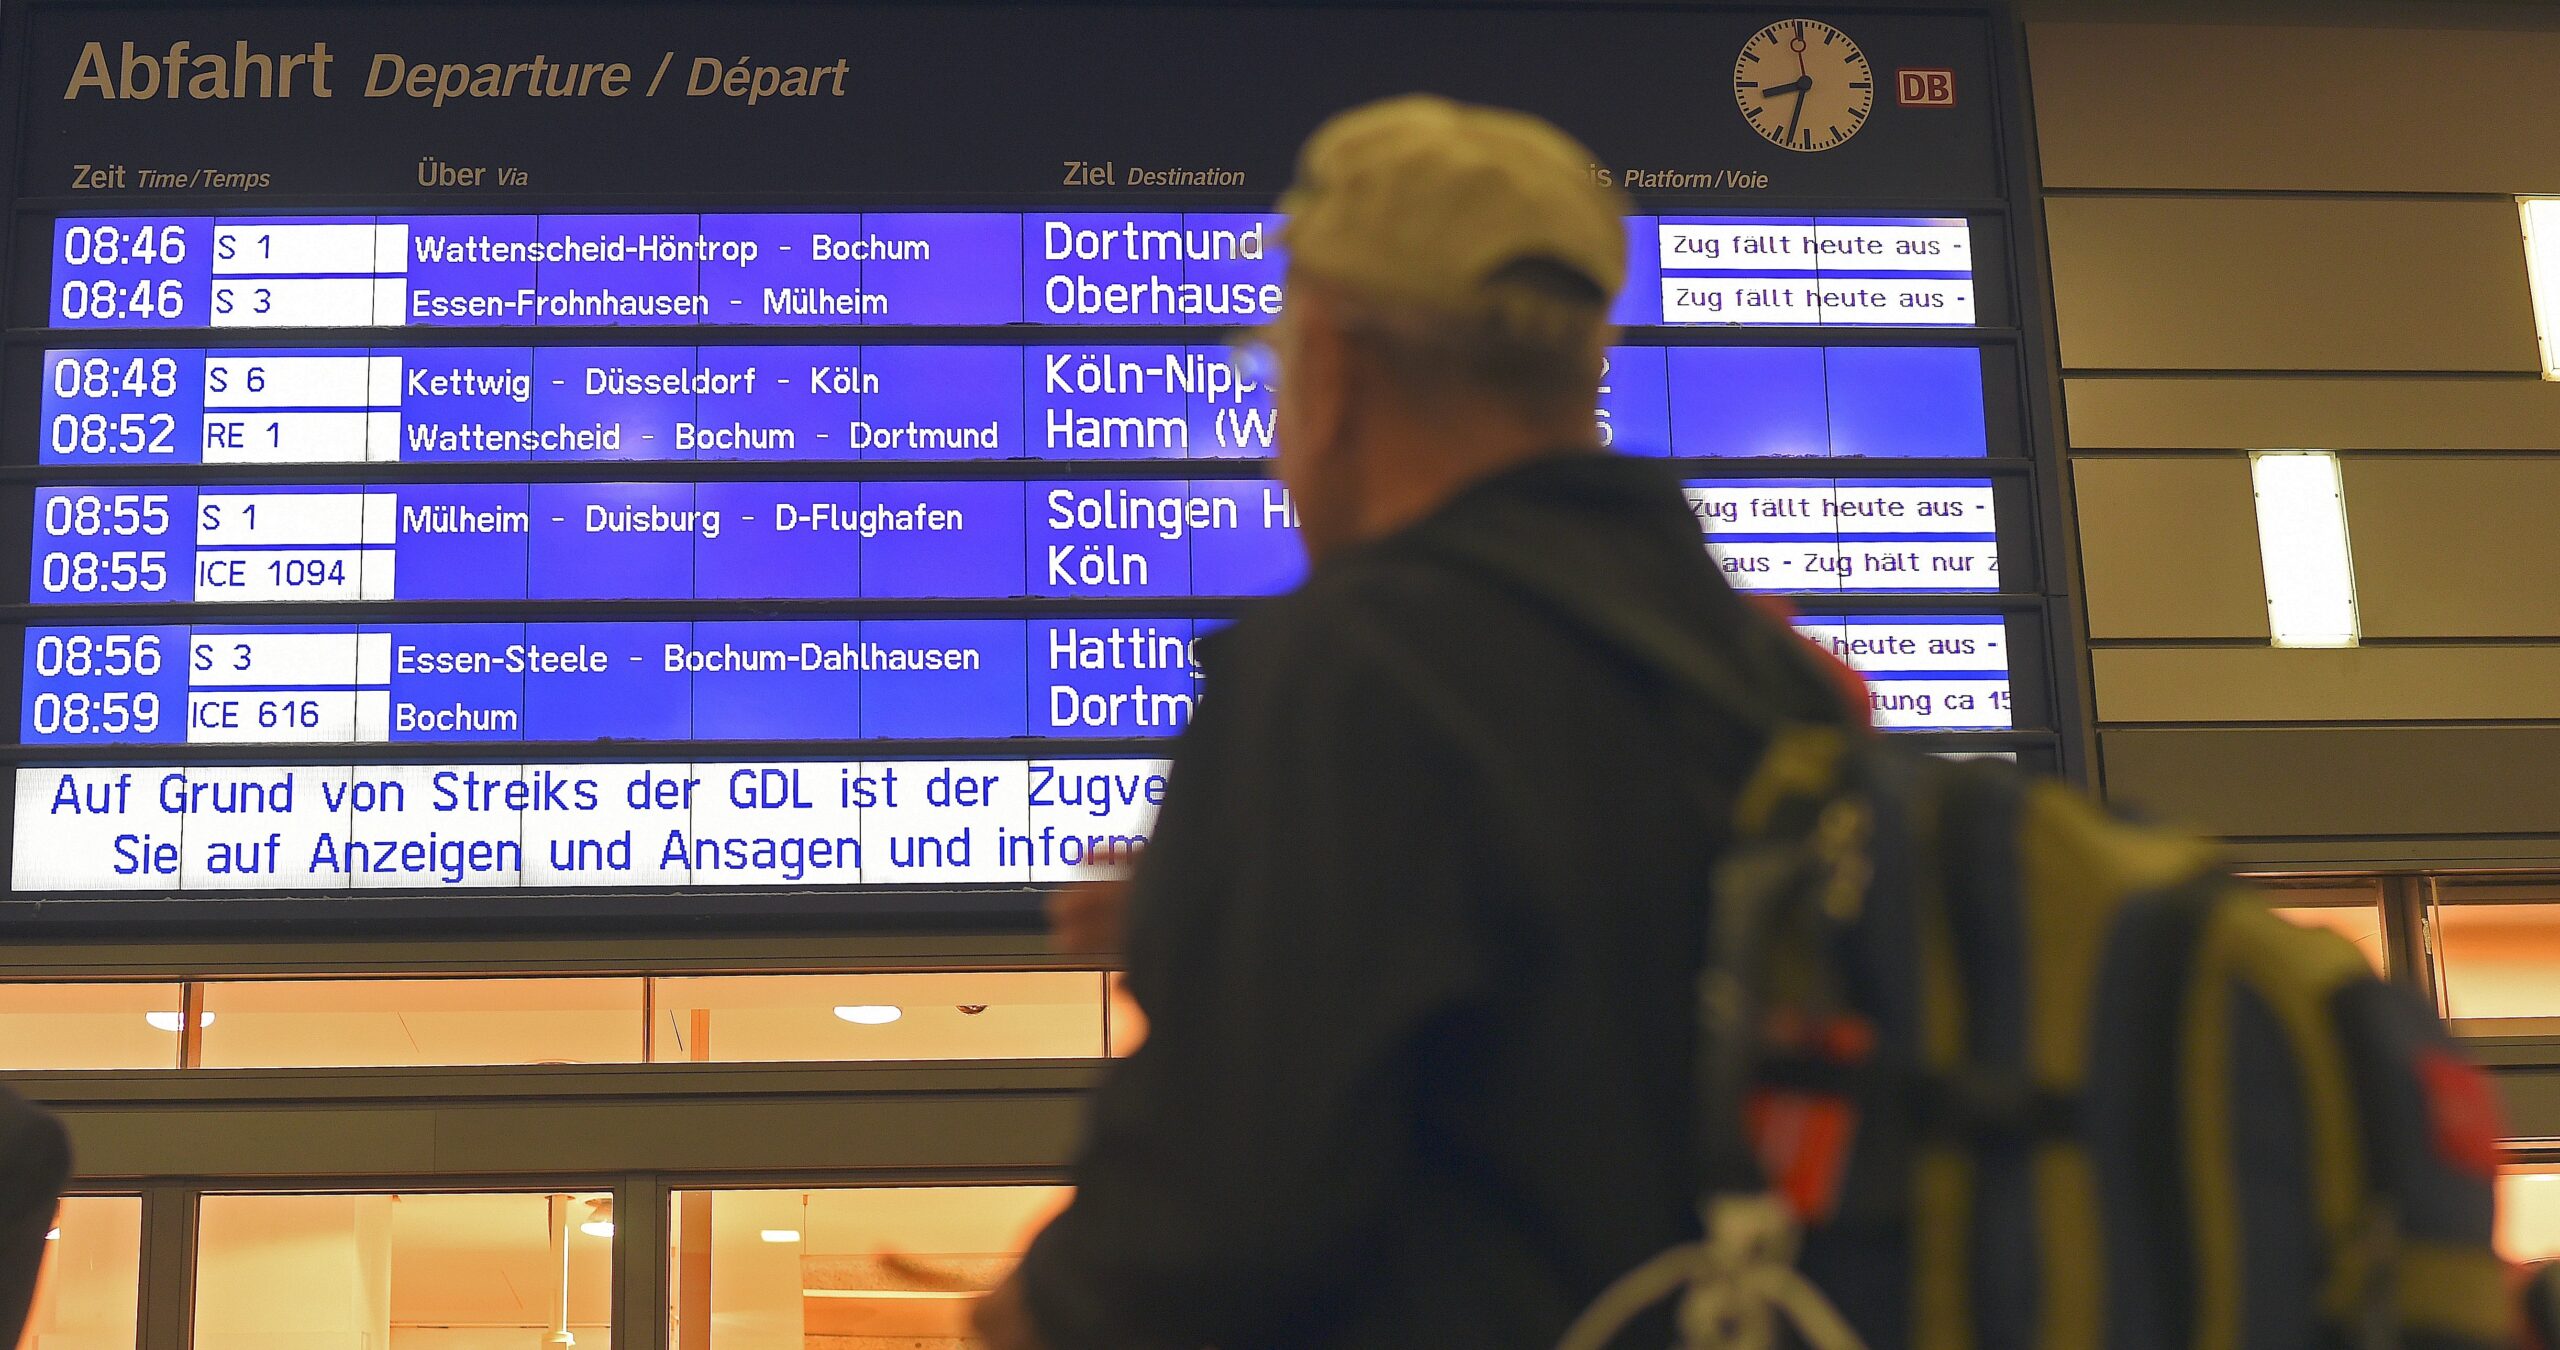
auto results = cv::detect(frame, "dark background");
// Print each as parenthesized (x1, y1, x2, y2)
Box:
(13, 3, 2004, 206)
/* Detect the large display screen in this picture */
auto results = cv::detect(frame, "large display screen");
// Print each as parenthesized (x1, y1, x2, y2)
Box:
(0, 1, 2069, 923)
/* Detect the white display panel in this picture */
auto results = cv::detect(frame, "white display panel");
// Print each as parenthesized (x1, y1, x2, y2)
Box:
(14, 757, 1170, 891)
(1653, 217, 1975, 326)
(1794, 616, 2012, 730)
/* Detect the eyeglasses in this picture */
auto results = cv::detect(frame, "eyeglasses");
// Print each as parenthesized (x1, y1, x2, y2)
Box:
(1227, 328, 1283, 394)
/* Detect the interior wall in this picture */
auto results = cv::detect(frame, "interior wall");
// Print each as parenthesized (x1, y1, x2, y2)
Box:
(2026, 14, 2560, 868)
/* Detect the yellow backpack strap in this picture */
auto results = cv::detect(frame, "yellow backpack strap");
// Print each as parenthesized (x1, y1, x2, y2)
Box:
(1909, 792, 1971, 1350)
(2394, 1240, 2513, 1343)
(2196, 907, 2372, 1341)
(2013, 780, 2216, 1350)
(2184, 901, 2512, 1349)
(1909, 1139, 1974, 1350)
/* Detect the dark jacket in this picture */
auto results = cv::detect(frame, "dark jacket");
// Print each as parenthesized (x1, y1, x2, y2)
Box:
(0, 1087, 70, 1346)
(1017, 453, 1847, 1348)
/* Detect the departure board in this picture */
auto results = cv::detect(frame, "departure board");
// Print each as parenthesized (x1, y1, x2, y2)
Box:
(0, 1, 2078, 925)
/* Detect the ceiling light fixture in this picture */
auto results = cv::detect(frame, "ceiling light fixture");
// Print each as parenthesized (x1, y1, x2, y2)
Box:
(2249, 451, 2361, 649)
(833, 1005, 902, 1025)
(144, 1012, 212, 1033)
(2523, 197, 2560, 380)
(580, 1197, 615, 1239)
(760, 1229, 802, 1244)
(43, 1228, 59, 1242)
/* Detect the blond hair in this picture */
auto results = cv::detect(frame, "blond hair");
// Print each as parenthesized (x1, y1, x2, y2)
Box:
(1313, 260, 1613, 421)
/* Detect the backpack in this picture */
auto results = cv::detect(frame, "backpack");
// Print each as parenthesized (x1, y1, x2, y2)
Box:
(1431, 534, 2513, 1350)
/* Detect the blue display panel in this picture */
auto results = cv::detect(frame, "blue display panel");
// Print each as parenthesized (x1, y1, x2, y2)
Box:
(36, 343, 1989, 464)
(19, 203, 2023, 906)
(13, 756, 1171, 890)
(46, 213, 1975, 330)
(0, 0, 2084, 924)
(28, 478, 1997, 604)
(25, 479, 1305, 602)
(18, 619, 1194, 744)
(18, 614, 2011, 747)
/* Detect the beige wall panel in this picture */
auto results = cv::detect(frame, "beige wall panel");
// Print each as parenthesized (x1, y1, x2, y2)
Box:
(2344, 458, 2560, 637)
(2045, 197, 2538, 373)
(2030, 22, 2560, 192)
(2066, 376, 2560, 451)
(2103, 726, 2560, 838)
(2095, 645, 2560, 723)
(2072, 457, 2268, 639)
(56, 1107, 444, 1178)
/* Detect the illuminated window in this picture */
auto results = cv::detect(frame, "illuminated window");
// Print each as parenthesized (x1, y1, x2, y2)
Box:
(19, 1196, 140, 1350)
(2430, 888, 2560, 1030)
(667, 1186, 1067, 1348)
(0, 985, 182, 1071)
(2523, 198, 2560, 380)
(0, 972, 1126, 1072)
(2274, 905, 2388, 975)
(2503, 1165, 2560, 1263)
(196, 978, 645, 1068)
(2249, 450, 2360, 648)
(650, 972, 1105, 1063)
(195, 1192, 614, 1350)
(2253, 876, 2388, 975)
(2276, 911, 2388, 979)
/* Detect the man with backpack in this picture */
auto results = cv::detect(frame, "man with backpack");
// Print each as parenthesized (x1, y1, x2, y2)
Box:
(977, 94, 2515, 1349)
(975, 93, 1859, 1349)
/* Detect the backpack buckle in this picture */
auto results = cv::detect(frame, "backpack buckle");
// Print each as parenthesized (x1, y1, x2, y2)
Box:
(1666, 1195, 1868, 1350)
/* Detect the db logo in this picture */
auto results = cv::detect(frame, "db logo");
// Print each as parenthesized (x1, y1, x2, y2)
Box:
(1897, 69, 1957, 107)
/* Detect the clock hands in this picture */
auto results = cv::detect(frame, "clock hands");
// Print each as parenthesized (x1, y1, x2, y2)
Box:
(1773, 70, 1812, 146)
(1740, 22, 1865, 151)
(1786, 25, 1814, 147)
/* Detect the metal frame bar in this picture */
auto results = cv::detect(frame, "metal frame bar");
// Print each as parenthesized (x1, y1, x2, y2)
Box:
(133, 1185, 193, 1350)
(1986, 0, 2099, 790)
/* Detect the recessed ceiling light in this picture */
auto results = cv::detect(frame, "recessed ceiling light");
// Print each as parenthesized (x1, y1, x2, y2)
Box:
(144, 1012, 212, 1033)
(2249, 451, 2361, 649)
(760, 1229, 802, 1244)
(833, 1005, 902, 1025)
(2523, 198, 2560, 380)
